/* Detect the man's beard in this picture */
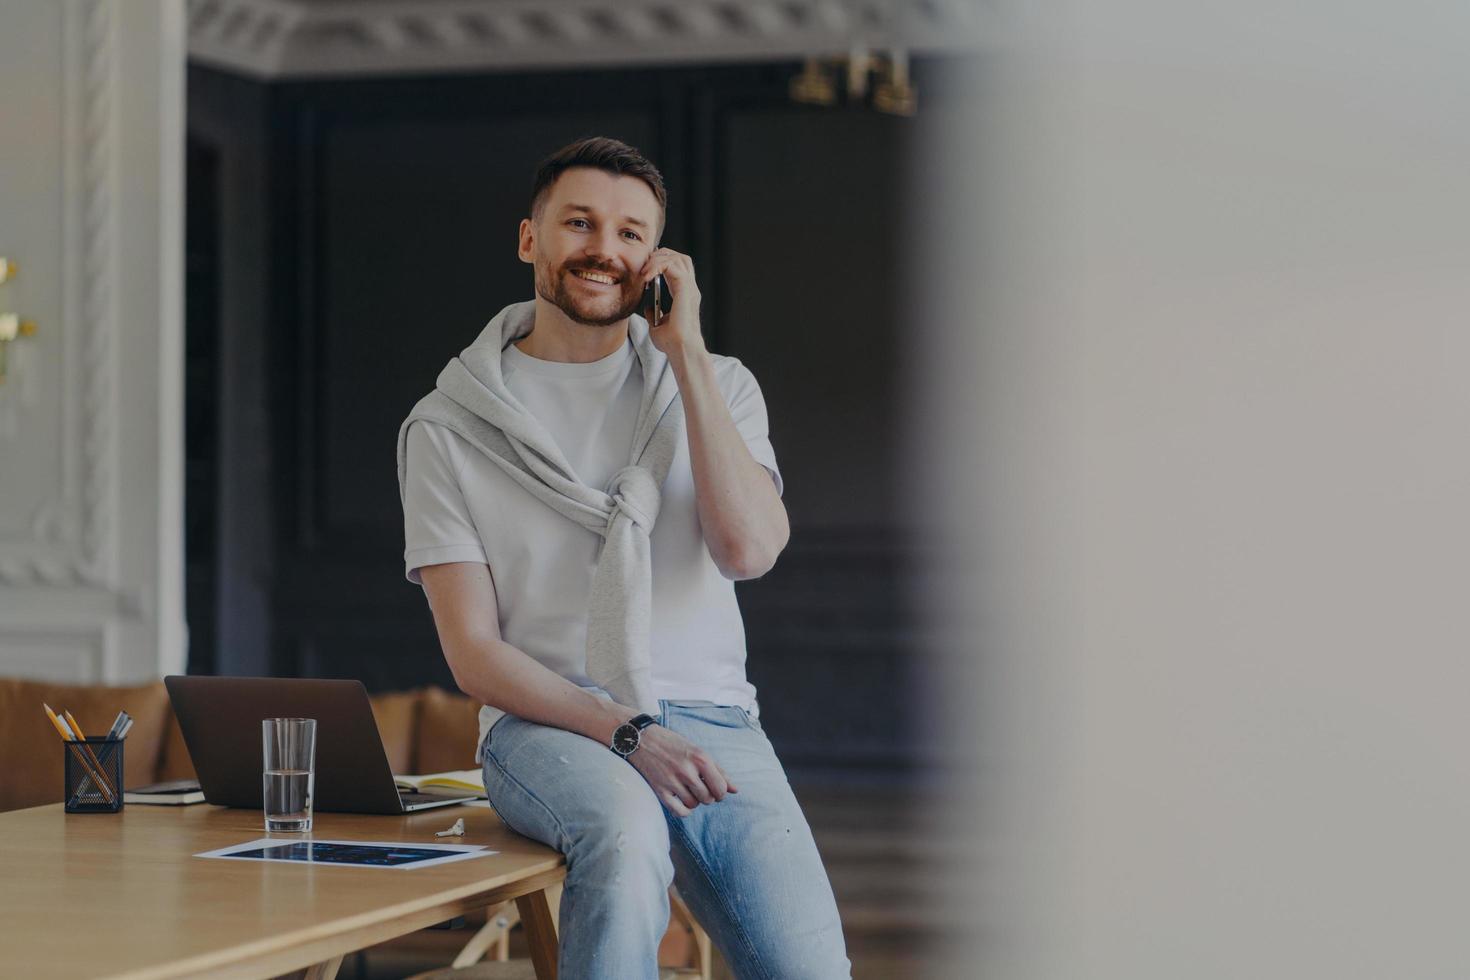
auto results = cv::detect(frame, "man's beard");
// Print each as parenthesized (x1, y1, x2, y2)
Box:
(535, 261, 641, 327)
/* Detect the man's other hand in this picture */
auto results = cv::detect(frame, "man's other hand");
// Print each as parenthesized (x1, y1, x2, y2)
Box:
(626, 724, 738, 817)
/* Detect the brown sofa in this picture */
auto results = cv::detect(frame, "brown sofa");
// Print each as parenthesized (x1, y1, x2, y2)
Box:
(0, 677, 483, 813)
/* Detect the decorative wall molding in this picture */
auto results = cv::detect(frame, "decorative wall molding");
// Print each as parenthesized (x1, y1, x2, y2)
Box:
(76, 0, 117, 588)
(0, 0, 116, 590)
(0, 627, 106, 682)
(1, 0, 184, 686)
(186, 0, 987, 79)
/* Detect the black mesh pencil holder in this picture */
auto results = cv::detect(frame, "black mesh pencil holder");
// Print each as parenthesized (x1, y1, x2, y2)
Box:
(63, 737, 124, 813)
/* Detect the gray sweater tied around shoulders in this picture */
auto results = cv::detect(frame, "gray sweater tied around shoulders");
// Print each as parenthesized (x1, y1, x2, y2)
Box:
(396, 299, 685, 717)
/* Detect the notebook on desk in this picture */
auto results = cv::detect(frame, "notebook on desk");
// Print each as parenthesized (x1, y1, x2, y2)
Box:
(165, 676, 477, 814)
(124, 779, 206, 805)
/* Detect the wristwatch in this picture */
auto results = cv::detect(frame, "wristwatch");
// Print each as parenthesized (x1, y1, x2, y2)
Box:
(610, 714, 658, 758)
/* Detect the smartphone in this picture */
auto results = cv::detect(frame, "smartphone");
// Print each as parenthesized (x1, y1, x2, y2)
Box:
(643, 274, 667, 326)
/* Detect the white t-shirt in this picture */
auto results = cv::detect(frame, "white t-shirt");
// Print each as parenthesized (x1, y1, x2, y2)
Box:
(402, 335, 782, 755)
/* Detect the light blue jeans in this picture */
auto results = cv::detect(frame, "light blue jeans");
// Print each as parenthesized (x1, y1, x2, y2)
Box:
(480, 699, 852, 980)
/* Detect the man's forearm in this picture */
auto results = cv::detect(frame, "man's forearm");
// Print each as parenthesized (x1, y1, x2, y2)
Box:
(448, 633, 636, 747)
(668, 345, 789, 579)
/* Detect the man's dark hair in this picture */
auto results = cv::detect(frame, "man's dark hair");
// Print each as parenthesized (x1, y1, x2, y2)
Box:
(529, 136, 667, 237)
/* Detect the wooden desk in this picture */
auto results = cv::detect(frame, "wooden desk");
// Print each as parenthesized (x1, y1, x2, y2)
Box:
(0, 802, 565, 980)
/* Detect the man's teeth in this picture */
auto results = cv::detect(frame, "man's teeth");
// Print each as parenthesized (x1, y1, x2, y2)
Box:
(573, 270, 617, 284)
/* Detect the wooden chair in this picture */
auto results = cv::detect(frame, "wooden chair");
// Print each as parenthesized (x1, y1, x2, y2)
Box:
(405, 884, 711, 980)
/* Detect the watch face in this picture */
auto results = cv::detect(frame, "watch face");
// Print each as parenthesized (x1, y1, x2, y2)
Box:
(612, 724, 640, 756)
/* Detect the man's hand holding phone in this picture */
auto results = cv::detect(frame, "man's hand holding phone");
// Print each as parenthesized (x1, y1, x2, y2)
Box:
(639, 248, 704, 358)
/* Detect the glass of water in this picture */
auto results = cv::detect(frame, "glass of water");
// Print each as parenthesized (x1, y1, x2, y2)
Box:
(262, 718, 316, 833)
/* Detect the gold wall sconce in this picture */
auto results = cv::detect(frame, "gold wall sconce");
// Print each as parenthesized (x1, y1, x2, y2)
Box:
(790, 56, 839, 106)
(871, 51, 917, 116)
(0, 256, 38, 384)
(789, 49, 917, 117)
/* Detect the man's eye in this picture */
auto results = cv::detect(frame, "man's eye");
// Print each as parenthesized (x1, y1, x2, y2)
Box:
(623, 231, 642, 241)
(569, 219, 589, 229)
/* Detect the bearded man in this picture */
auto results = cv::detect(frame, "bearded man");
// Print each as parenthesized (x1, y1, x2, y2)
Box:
(398, 136, 851, 979)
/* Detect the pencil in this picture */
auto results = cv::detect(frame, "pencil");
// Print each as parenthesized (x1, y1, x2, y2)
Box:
(53, 709, 113, 803)
(63, 710, 120, 801)
(43, 704, 117, 805)
(42, 704, 73, 742)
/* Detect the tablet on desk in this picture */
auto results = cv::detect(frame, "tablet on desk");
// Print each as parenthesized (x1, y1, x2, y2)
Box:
(196, 837, 496, 870)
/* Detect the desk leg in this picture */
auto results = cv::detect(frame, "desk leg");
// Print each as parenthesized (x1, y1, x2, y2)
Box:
(516, 887, 560, 980)
(302, 956, 343, 980)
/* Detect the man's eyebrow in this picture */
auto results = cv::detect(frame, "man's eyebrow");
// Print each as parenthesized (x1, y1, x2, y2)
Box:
(560, 203, 651, 229)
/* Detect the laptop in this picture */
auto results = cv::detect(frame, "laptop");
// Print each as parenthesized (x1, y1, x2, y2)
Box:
(164, 675, 478, 814)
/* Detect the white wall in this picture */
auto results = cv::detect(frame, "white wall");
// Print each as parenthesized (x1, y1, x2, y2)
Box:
(0, 0, 186, 683)
(921, 1, 1470, 976)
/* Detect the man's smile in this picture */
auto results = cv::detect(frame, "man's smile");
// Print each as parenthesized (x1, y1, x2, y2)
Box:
(570, 268, 619, 288)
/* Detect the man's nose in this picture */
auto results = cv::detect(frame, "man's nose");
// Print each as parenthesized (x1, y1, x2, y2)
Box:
(584, 229, 624, 262)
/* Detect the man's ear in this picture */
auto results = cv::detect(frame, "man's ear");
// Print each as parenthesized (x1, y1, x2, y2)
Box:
(517, 217, 535, 264)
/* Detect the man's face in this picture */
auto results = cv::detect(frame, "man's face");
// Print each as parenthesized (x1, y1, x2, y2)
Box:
(521, 167, 662, 328)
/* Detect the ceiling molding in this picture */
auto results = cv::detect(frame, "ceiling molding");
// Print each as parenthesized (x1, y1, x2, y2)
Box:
(186, 0, 987, 80)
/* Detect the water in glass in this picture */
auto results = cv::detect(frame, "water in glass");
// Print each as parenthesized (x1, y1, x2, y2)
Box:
(263, 768, 314, 832)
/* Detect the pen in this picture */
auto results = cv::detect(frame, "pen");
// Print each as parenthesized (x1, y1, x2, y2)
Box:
(106, 710, 129, 738)
(53, 711, 78, 741)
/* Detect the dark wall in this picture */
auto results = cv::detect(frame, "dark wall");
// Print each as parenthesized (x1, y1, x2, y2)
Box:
(186, 58, 962, 776)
